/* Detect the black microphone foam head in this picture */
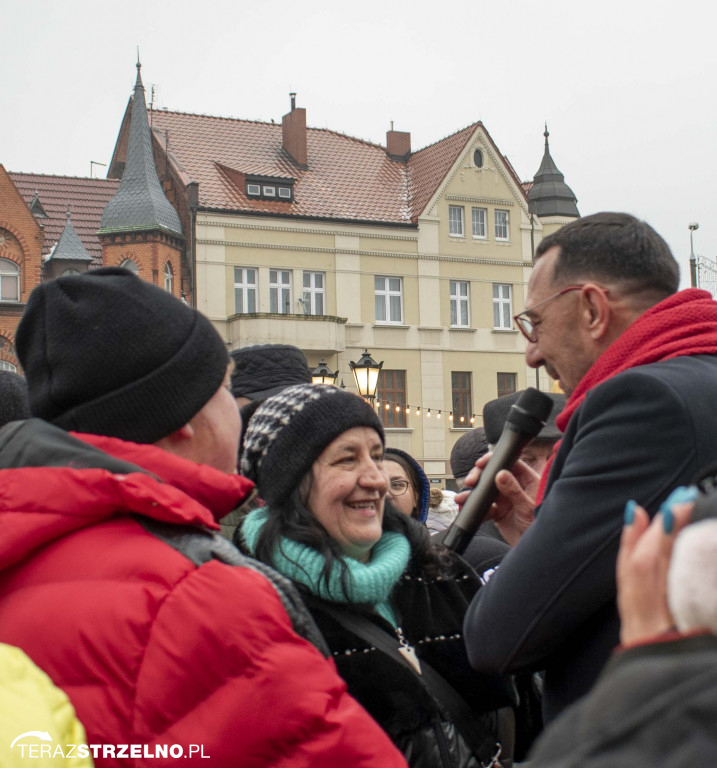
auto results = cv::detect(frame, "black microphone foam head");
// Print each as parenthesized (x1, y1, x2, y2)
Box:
(506, 387, 554, 437)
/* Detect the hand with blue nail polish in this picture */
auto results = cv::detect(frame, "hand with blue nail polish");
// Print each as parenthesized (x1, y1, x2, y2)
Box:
(617, 499, 695, 645)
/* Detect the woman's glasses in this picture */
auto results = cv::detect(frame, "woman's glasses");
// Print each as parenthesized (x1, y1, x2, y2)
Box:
(388, 479, 410, 496)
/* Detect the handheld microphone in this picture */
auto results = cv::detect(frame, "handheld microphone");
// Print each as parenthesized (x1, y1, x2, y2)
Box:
(442, 388, 554, 554)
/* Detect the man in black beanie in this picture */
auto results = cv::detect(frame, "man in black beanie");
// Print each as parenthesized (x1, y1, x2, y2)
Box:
(0, 268, 405, 767)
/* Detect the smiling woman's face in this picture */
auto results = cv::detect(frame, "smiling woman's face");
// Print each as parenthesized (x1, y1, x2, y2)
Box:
(306, 427, 388, 562)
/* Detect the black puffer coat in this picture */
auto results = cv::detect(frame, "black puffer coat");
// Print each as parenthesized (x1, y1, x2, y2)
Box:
(299, 554, 516, 768)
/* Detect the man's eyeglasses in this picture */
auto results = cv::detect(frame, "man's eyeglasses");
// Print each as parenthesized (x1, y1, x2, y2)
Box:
(388, 479, 411, 496)
(513, 285, 587, 343)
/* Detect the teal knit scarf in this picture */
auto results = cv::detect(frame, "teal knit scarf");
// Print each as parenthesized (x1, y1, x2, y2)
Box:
(242, 507, 411, 628)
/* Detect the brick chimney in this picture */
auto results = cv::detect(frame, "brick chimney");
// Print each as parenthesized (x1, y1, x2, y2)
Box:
(282, 93, 308, 168)
(386, 129, 411, 162)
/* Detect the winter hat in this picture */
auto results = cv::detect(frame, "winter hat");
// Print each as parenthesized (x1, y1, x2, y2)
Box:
(668, 518, 717, 635)
(0, 371, 31, 428)
(16, 267, 229, 444)
(230, 344, 311, 400)
(241, 383, 384, 505)
(450, 427, 489, 481)
(483, 391, 566, 445)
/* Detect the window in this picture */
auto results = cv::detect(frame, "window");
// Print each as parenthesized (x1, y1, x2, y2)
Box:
(497, 372, 517, 398)
(377, 370, 407, 428)
(270, 269, 292, 314)
(164, 262, 174, 293)
(234, 267, 257, 313)
(473, 149, 484, 168)
(0, 259, 20, 301)
(0, 360, 17, 372)
(302, 271, 325, 315)
(449, 206, 464, 237)
(493, 283, 512, 329)
(450, 280, 470, 327)
(120, 259, 139, 275)
(375, 276, 403, 324)
(495, 210, 509, 240)
(472, 207, 487, 239)
(61, 268, 81, 277)
(451, 371, 472, 425)
(246, 178, 294, 201)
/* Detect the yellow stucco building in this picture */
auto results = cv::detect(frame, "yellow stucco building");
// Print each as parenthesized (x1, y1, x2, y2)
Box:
(105, 81, 579, 483)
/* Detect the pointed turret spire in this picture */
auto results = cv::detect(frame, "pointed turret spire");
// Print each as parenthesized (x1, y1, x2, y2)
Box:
(49, 207, 93, 263)
(99, 62, 182, 236)
(528, 124, 579, 218)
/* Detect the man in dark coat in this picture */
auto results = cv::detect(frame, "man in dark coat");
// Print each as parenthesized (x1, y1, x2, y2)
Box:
(463, 212, 717, 723)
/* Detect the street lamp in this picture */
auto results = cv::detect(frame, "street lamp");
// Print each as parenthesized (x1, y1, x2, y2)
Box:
(689, 222, 700, 288)
(349, 349, 383, 402)
(311, 359, 338, 386)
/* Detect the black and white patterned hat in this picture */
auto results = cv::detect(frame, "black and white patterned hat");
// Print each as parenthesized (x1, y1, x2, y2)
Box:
(240, 383, 384, 505)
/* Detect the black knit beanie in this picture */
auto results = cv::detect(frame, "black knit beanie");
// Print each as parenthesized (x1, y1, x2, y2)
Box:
(0, 370, 31, 428)
(16, 267, 229, 444)
(240, 383, 384, 505)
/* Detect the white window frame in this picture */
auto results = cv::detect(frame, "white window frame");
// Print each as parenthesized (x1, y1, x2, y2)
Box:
(0, 360, 17, 372)
(247, 183, 261, 197)
(0, 259, 20, 301)
(493, 283, 513, 329)
(374, 276, 403, 324)
(450, 280, 470, 328)
(448, 205, 464, 237)
(164, 262, 174, 293)
(278, 187, 292, 199)
(471, 207, 487, 239)
(234, 267, 257, 314)
(302, 271, 325, 316)
(263, 186, 276, 198)
(495, 209, 510, 241)
(270, 269, 292, 314)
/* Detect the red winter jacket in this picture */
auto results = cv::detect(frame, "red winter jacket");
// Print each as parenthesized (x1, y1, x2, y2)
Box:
(0, 420, 406, 768)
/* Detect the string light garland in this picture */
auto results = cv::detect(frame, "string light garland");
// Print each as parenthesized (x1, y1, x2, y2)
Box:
(369, 398, 477, 427)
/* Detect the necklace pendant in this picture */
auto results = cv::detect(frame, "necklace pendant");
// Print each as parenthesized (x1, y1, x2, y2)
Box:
(398, 644, 422, 675)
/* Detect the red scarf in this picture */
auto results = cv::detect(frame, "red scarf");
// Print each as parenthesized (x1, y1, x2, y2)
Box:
(535, 288, 717, 504)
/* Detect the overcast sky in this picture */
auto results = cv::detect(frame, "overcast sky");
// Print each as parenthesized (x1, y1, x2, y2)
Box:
(3, 0, 714, 288)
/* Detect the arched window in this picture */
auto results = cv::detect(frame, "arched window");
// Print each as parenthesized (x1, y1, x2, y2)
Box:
(0, 258, 20, 301)
(164, 262, 174, 294)
(61, 268, 81, 277)
(0, 360, 17, 372)
(120, 259, 139, 275)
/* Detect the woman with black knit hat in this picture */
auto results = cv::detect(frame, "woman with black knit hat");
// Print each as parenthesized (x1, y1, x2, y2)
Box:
(237, 383, 516, 768)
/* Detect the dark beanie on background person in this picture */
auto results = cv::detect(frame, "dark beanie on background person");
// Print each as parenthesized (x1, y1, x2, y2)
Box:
(241, 383, 384, 505)
(483, 391, 567, 445)
(450, 427, 489, 480)
(16, 267, 229, 444)
(230, 344, 312, 401)
(0, 370, 31, 428)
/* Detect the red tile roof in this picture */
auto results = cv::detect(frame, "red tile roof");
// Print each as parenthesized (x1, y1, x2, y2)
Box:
(148, 111, 525, 225)
(150, 111, 410, 224)
(9, 173, 119, 263)
(408, 123, 478, 220)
